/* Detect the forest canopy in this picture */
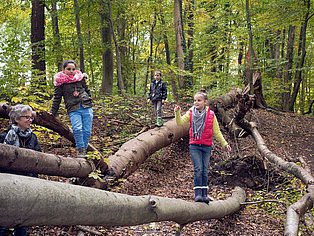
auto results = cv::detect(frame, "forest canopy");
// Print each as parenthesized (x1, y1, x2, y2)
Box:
(0, 0, 313, 114)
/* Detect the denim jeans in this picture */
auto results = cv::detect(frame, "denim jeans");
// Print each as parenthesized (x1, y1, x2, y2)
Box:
(0, 226, 28, 236)
(189, 144, 212, 187)
(69, 105, 93, 149)
(152, 100, 162, 118)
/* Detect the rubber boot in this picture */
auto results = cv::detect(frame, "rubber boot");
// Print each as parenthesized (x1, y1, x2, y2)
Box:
(77, 148, 87, 158)
(156, 117, 164, 127)
(0, 227, 8, 236)
(202, 187, 210, 204)
(194, 188, 203, 202)
(13, 226, 28, 236)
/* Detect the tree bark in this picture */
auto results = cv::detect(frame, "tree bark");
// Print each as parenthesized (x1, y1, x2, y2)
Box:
(0, 173, 246, 228)
(289, 0, 310, 112)
(234, 96, 314, 236)
(174, 0, 185, 88)
(48, 0, 63, 71)
(159, 9, 178, 101)
(100, 0, 114, 95)
(282, 25, 296, 111)
(0, 144, 94, 178)
(74, 0, 85, 72)
(31, 0, 46, 87)
(245, 0, 254, 95)
(108, 88, 243, 178)
(0, 104, 98, 153)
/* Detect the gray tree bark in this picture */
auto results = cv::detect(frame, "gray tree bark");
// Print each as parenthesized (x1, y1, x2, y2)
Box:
(0, 173, 246, 228)
(234, 97, 314, 236)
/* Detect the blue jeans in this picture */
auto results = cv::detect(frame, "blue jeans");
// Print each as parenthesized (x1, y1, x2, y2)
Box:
(0, 226, 28, 236)
(189, 144, 212, 187)
(69, 106, 93, 149)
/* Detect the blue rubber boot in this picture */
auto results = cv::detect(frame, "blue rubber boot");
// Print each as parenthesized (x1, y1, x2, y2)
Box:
(202, 187, 210, 204)
(194, 188, 203, 202)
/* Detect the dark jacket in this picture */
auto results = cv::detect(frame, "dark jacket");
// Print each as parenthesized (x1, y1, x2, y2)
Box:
(50, 79, 92, 116)
(148, 79, 167, 102)
(0, 128, 41, 177)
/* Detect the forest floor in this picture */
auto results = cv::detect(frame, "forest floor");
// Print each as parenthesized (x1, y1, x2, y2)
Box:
(1, 97, 313, 236)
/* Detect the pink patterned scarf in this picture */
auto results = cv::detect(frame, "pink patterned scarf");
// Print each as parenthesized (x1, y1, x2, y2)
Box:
(54, 70, 84, 87)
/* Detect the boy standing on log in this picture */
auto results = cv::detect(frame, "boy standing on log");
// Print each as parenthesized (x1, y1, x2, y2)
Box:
(148, 70, 167, 127)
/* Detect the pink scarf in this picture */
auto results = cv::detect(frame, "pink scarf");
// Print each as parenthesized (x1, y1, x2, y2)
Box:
(54, 70, 84, 87)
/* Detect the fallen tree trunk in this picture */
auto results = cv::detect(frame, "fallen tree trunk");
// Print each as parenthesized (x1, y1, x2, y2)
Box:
(234, 96, 314, 236)
(0, 143, 94, 178)
(108, 88, 244, 178)
(0, 104, 98, 153)
(0, 173, 246, 227)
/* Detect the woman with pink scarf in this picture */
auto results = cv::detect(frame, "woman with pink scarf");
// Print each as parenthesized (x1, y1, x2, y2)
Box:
(50, 60, 93, 158)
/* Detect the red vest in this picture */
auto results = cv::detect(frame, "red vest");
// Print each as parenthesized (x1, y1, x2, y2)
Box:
(189, 108, 214, 146)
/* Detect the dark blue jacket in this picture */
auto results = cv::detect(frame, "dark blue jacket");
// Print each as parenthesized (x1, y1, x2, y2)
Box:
(148, 79, 167, 102)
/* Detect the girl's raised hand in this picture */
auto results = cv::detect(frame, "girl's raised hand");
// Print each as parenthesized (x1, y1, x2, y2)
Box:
(225, 144, 232, 152)
(174, 105, 181, 112)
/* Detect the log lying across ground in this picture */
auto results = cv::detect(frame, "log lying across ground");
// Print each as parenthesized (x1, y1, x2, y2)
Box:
(0, 104, 98, 152)
(108, 88, 244, 178)
(0, 173, 246, 228)
(234, 96, 314, 236)
(0, 143, 94, 178)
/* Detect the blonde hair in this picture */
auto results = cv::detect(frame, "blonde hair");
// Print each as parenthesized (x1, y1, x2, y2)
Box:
(194, 90, 208, 101)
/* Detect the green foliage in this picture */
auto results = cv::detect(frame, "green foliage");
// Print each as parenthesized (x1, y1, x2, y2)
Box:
(250, 176, 314, 235)
(88, 169, 105, 182)
(0, 0, 313, 111)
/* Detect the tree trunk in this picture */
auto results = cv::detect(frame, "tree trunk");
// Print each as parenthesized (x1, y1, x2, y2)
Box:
(0, 173, 246, 228)
(108, 89, 242, 178)
(49, 0, 63, 71)
(0, 144, 94, 178)
(234, 95, 314, 236)
(100, 0, 114, 95)
(289, 0, 310, 112)
(245, 0, 254, 95)
(31, 0, 46, 87)
(0, 104, 98, 153)
(160, 10, 178, 101)
(144, 11, 157, 96)
(282, 25, 296, 111)
(74, 0, 85, 72)
(174, 0, 185, 88)
(186, 0, 194, 73)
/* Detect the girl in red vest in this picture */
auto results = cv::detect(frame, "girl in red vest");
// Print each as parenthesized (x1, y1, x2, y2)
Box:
(174, 91, 231, 203)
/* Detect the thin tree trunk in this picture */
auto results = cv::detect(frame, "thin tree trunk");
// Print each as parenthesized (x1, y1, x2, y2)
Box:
(0, 144, 94, 178)
(160, 11, 178, 101)
(245, 0, 254, 95)
(282, 25, 296, 111)
(110, 14, 125, 93)
(100, 0, 114, 95)
(49, 0, 63, 71)
(186, 0, 194, 73)
(144, 11, 156, 96)
(31, 0, 46, 87)
(174, 0, 185, 88)
(74, 0, 85, 72)
(289, 0, 310, 111)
